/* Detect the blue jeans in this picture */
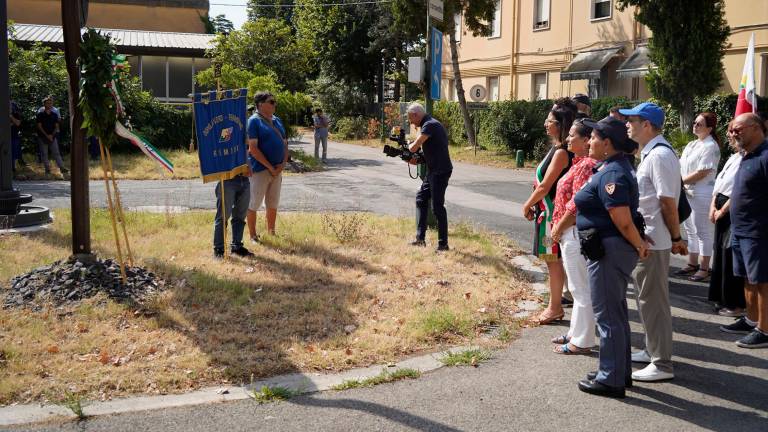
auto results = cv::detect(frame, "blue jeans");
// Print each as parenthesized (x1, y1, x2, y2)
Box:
(213, 176, 250, 252)
(11, 135, 21, 165)
(416, 170, 451, 245)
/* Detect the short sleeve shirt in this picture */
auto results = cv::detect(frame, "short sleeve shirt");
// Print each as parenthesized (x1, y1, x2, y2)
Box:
(574, 154, 640, 238)
(553, 156, 597, 225)
(636, 135, 681, 250)
(731, 140, 768, 238)
(419, 115, 453, 175)
(680, 136, 720, 192)
(247, 114, 286, 173)
(36, 110, 59, 137)
(713, 152, 743, 197)
(313, 114, 329, 138)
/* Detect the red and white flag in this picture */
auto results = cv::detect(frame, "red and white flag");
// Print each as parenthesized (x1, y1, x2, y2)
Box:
(735, 33, 757, 116)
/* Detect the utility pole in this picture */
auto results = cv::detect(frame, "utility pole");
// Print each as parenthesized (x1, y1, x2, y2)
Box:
(62, 0, 91, 257)
(425, 10, 432, 115)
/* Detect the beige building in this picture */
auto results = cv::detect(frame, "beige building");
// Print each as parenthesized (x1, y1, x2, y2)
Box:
(442, 0, 768, 102)
(8, 0, 209, 34)
(9, 0, 214, 102)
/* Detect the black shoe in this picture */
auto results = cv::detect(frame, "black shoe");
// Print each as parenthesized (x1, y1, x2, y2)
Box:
(410, 239, 426, 247)
(578, 379, 626, 398)
(231, 246, 254, 257)
(736, 329, 768, 348)
(213, 249, 224, 259)
(720, 316, 756, 334)
(561, 297, 574, 308)
(60, 168, 69, 174)
(586, 371, 632, 388)
(436, 243, 450, 252)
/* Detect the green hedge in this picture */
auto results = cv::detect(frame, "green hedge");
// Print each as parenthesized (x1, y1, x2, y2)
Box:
(433, 94, 768, 161)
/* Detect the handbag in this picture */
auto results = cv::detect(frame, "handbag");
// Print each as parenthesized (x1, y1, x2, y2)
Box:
(578, 228, 605, 260)
(650, 142, 691, 222)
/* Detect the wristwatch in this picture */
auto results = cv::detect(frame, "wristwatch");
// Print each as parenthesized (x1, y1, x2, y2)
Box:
(671, 236, 682, 242)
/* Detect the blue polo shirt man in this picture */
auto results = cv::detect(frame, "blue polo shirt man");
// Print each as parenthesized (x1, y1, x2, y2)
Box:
(724, 113, 768, 349)
(406, 103, 453, 251)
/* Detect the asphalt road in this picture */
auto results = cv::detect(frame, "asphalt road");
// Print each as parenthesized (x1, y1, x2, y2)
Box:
(7, 138, 768, 432)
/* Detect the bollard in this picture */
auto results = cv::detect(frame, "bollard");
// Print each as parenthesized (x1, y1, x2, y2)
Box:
(516, 150, 525, 168)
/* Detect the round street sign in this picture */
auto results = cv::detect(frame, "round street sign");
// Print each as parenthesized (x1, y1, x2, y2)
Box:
(469, 85, 487, 102)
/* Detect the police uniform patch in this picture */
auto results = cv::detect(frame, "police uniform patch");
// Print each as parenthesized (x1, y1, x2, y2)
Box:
(605, 183, 616, 195)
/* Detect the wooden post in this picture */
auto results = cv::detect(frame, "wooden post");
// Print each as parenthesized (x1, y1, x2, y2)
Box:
(62, 0, 91, 257)
(104, 145, 133, 265)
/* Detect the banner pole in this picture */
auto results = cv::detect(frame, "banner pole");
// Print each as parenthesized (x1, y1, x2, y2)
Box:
(105, 145, 134, 265)
(220, 179, 228, 258)
(98, 138, 128, 284)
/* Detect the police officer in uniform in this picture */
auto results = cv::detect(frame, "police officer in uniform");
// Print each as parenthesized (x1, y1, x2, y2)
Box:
(574, 117, 649, 398)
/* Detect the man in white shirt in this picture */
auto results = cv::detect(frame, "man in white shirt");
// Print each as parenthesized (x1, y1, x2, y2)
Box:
(620, 102, 688, 382)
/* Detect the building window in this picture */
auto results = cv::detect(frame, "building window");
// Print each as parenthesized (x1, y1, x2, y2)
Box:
(489, 2, 501, 38)
(169, 57, 194, 100)
(534, 0, 550, 30)
(142, 55, 167, 99)
(591, 0, 612, 21)
(488, 76, 500, 101)
(454, 13, 461, 43)
(532, 73, 547, 101)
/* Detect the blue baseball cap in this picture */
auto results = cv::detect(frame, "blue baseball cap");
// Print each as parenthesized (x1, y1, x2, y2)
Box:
(618, 102, 665, 128)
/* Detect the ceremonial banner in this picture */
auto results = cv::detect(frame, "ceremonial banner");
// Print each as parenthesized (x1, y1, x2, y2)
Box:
(193, 89, 249, 183)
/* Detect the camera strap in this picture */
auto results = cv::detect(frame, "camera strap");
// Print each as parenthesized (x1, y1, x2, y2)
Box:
(256, 113, 287, 146)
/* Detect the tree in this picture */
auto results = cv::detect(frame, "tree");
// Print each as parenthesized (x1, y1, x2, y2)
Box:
(392, 0, 497, 147)
(247, 0, 294, 25)
(617, 0, 730, 130)
(200, 13, 234, 34)
(293, 0, 383, 98)
(206, 18, 315, 92)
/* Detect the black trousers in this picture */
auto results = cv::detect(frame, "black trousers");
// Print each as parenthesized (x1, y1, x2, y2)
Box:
(708, 193, 746, 309)
(416, 170, 451, 245)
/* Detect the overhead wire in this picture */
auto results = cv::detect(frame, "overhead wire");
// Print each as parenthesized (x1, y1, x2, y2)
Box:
(210, 1, 392, 7)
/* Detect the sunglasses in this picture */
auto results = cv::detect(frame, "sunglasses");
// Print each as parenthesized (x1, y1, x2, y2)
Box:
(266, 99, 276, 105)
(692, 121, 706, 127)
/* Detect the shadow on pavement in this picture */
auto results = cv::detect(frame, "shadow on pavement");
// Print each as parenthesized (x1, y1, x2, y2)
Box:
(288, 395, 464, 432)
(626, 386, 766, 430)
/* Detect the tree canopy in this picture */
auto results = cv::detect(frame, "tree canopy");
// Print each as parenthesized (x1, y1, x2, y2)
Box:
(617, 0, 730, 128)
(206, 18, 315, 92)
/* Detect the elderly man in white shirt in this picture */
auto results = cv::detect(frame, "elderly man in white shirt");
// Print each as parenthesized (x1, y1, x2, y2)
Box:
(619, 102, 687, 382)
(678, 112, 721, 282)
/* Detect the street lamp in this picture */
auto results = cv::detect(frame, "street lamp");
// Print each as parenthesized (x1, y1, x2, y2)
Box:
(380, 49, 386, 142)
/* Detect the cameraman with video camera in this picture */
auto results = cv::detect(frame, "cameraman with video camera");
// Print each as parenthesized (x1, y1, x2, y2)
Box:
(406, 103, 453, 251)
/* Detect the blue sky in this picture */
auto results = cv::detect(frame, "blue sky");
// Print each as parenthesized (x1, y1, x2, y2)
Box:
(209, 2, 249, 29)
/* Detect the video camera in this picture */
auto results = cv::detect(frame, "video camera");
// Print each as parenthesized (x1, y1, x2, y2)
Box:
(383, 126, 425, 164)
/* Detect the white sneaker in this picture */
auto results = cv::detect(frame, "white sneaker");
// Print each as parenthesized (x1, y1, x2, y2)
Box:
(632, 364, 674, 382)
(631, 350, 651, 363)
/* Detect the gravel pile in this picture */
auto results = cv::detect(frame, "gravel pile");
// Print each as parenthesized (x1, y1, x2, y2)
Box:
(3, 257, 166, 309)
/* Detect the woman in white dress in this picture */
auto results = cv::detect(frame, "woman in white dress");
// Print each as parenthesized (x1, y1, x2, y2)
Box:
(676, 112, 721, 282)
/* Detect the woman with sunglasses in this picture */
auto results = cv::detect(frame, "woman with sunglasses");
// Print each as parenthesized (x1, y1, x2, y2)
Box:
(708, 122, 745, 316)
(550, 119, 598, 354)
(676, 112, 721, 282)
(246, 92, 288, 241)
(521, 104, 575, 324)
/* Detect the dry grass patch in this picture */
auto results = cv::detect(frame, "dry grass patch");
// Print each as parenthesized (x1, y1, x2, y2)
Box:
(0, 210, 527, 405)
(12, 148, 321, 181)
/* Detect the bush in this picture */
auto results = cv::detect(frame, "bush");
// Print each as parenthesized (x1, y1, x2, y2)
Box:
(333, 116, 370, 139)
(120, 78, 192, 151)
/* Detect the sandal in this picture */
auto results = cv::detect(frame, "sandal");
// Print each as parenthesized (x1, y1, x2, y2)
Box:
(553, 343, 591, 355)
(536, 311, 565, 325)
(674, 264, 699, 276)
(551, 335, 571, 344)
(689, 270, 711, 282)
